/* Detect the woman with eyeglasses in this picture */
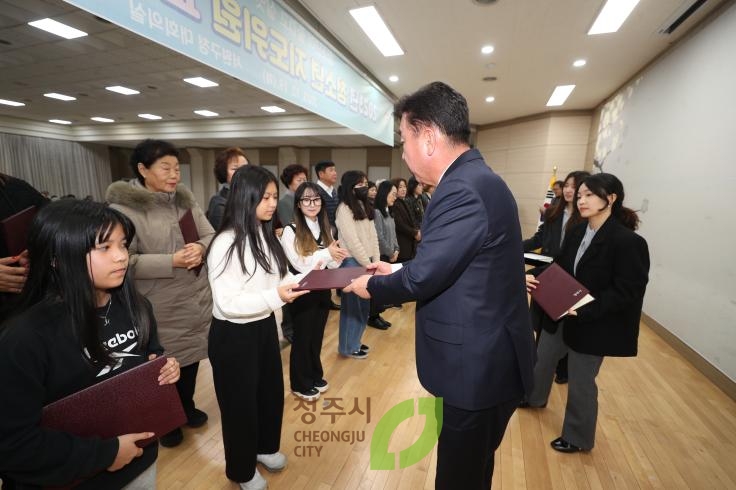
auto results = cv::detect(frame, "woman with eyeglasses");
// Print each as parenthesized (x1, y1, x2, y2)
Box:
(335, 171, 379, 359)
(280, 183, 349, 400)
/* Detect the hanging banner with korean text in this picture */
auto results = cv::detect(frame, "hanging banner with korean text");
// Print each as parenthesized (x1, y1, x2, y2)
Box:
(63, 0, 395, 145)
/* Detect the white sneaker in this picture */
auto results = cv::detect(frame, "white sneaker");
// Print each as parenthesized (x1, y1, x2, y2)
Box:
(256, 452, 287, 472)
(240, 468, 267, 490)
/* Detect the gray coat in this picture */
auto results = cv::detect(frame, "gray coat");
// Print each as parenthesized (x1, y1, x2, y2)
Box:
(373, 208, 399, 259)
(106, 180, 214, 366)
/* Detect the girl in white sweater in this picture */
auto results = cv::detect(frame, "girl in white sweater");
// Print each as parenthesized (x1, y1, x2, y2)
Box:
(207, 166, 306, 490)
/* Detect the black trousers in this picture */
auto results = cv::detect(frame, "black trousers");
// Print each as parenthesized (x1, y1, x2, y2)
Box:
(435, 398, 519, 490)
(175, 361, 200, 418)
(208, 315, 284, 483)
(289, 290, 330, 392)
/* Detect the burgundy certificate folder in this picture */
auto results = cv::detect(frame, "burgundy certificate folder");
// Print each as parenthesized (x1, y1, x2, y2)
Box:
(530, 263, 595, 320)
(40, 356, 186, 448)
(0, 205, 37, 257)
(178, 208, 203, 276)
(293, 267, 375, 291)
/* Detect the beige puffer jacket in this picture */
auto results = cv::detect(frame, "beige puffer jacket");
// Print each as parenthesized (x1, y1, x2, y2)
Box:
(106, 179, 214, 366)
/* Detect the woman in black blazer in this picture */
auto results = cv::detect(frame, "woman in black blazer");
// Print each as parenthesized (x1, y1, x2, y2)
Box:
(524, 173, 650, 453)
(524, 171, 589, 383)
(391, 178, 420, 261)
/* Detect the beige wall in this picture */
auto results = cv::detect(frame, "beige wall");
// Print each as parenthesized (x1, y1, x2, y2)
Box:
(476, 113, 593, 238)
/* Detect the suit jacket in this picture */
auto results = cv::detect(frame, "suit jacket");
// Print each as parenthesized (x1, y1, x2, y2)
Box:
(523, 214, 565, 256)
(553, 217, 649, 357)
(206, 185, 229, 231)
(368, 149, 536, 410)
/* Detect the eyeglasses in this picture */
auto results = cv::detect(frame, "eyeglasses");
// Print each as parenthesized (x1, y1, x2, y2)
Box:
(299, 197, 322, 206)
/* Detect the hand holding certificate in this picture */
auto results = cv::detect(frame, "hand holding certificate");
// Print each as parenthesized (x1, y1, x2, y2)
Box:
(529, 263, 595, 320)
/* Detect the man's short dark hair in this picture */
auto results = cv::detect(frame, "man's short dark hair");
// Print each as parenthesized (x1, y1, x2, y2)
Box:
(214, 147, 249, 184)
(394, 81, 471, 146)
(314, 160, 335, 178)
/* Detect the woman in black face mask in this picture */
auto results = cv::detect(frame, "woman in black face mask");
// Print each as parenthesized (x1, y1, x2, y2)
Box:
(334, 171, 379, 359)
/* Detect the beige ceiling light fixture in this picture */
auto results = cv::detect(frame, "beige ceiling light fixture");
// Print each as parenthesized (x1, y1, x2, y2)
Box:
(349, 6, 404, 57)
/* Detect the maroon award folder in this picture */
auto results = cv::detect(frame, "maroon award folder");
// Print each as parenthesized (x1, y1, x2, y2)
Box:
(178, 208, 203, 276)
(40, 356, 186, 448)
(530, 263, 595, 320)
(293, 267, 375, 291)
(0, 205, 37, 257)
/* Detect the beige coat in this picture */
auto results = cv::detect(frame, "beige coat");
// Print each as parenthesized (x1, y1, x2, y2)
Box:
(106, 180, 214, 366)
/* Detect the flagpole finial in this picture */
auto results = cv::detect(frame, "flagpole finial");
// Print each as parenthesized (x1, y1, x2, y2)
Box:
(553, 165, 558, 177)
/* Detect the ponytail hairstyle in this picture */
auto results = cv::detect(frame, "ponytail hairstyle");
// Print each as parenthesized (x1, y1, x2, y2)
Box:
(211, 165, 288, 279)
(10, 199, 151, 367)
(546, 170, 590, 230)
(579, 173, 640, 230)
(338, 170, 374, 221)
(292, 181, 333, 257)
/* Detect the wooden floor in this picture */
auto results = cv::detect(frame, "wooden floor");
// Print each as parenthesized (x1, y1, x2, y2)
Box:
(158, 303, 736, 489)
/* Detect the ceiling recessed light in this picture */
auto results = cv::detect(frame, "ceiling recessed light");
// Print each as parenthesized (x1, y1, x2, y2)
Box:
(485, 96, 495, 103)
(546, 85, 576, 107)
(138, 113, 162, 120)
(388, 75, 399, 82)
(573, 59, 587, 67)
(194, 109, 219, 117)
(44, 92, 76, 101)
(261, 105, 286, 113)
(28, 18, 87, 39)
(0, 98, 25, 107)
(183, 77, 219, 88)
(349, 6, 404, 57)
(106, 85, 140, 95)
(588, 0, 641, 35)
(49, 119, 72, 125)
(481, 45, 495, 55)
(90, 116, 114, 123)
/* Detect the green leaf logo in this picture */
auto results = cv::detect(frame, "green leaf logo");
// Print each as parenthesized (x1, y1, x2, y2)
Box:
(370, 397, 443, 470)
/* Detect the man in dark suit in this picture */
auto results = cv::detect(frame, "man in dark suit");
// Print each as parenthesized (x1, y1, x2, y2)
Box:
(346, 82, 536, 489)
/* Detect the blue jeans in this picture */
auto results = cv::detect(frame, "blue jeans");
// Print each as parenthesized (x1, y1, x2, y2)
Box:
(338, 257, 370, 355)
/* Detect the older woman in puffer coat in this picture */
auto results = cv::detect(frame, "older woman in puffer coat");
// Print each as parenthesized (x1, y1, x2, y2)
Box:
(106, 139, 214, 448)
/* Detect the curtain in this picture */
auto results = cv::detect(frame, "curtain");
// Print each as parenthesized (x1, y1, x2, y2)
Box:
(0, 133, 112, 201)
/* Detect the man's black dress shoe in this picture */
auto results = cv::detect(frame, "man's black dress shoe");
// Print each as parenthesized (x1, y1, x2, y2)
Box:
(367, 315, 390, 330)
(550, 437, 585, 453)
(186, 408, 208, 428)
(330, 301, 341, 310)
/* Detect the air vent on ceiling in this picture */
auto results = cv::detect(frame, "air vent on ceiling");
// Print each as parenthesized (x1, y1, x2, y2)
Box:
(658, 0, 707, 35)
(472, 0, 498, 5)
(482, 76, 497, 82)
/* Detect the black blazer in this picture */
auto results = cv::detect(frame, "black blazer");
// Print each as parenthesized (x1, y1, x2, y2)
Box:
(368, 149, 536, 410)
(552, 217, 650, 357)
(392, 198, 417, 261)
(523, 215, 565, 256)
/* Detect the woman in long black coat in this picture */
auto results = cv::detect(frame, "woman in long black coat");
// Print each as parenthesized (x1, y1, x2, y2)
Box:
(391, 178, 420, 262)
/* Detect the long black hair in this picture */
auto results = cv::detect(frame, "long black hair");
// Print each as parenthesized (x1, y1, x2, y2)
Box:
(210, 165, 288, 279)
(579, 173, 640, 230)
(338, 170, 373, 221)
(374, 180, 396, 218)
(10, 199, 151, 366)
(546, 170, 590, 230)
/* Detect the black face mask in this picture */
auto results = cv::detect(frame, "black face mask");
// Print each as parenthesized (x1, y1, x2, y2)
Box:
(354, 187, 369, 201)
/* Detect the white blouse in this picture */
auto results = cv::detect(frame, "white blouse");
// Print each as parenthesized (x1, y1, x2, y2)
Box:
(207, 228, 300, 323)
(280, 218, 342, 274)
